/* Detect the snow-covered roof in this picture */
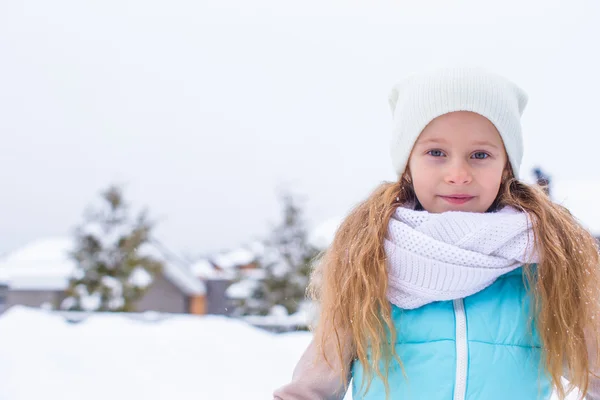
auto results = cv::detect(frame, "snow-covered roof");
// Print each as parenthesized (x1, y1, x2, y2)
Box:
(0, 237, 205, 295)
(189, 245, 262, 280)
(160, 262, 205, 296)
(190, 259, 235, 280)
(2, 237, 75, 265)
(212, 247, 257, 270)
(0, 238, 76, 290)
(190, 259, 218, 278)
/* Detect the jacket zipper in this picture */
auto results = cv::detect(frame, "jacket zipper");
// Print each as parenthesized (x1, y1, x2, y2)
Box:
(453, 299, 468, 400)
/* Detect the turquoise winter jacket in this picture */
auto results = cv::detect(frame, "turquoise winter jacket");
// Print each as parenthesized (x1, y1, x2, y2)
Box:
(351, 267, 553, 400)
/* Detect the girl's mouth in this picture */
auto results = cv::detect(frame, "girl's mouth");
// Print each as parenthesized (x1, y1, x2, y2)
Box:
(439, 195, 475, 205)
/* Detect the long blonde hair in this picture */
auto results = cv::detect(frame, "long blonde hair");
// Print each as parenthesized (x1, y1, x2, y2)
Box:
(308, 172, 600, 399)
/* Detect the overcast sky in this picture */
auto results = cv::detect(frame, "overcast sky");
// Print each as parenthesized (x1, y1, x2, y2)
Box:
(0, 0, 598, 257)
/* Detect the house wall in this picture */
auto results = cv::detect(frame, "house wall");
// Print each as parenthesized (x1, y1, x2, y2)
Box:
(136, 274, 188, 314)
(0, 284, 8, 314)
(2, 276, 191, 315)
(189, 295, 206, 315)
(205, 279, 232, 315)
(6, 290, 62, 310)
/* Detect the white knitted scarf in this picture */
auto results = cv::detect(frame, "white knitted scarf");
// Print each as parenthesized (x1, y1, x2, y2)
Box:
(385, 206, 539, 309)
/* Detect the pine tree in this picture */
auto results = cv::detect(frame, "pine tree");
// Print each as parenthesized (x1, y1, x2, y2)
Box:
(61, 185, 163, 312)
(233, 191, 320, 317)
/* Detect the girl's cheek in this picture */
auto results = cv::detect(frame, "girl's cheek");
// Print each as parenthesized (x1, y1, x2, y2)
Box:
(428, 158, 446, 167)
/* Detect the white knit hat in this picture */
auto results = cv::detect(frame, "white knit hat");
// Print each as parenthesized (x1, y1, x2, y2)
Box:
(388, 67, 528, 179)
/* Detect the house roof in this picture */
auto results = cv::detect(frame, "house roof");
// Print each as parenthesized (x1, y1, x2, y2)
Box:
(190, 259, 234, 280)
(190, 242, 264, 280)
(161, 260, 205, 296)
(0, 237, 205, 295)
(212, 248, 257, 270)
(0, 238, 76, 290)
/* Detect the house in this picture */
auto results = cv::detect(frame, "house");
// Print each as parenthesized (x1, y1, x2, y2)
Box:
(0, 237, 207, 315)
(190, 244, 263, 315)
(189, 259, 232, 315)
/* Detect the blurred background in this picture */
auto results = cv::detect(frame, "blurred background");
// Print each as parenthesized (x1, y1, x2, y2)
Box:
(0, 1, 598, 399)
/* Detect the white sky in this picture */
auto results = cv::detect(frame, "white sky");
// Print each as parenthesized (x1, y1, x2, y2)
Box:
(0, 0, 598, 256)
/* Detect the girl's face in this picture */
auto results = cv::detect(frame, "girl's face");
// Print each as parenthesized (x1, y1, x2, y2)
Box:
(407, 111, 507, 213)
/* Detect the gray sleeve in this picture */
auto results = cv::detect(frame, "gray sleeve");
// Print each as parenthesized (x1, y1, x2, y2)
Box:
(587, 379, 600, 400)
(564, 327, 600, 400)
(272, 336, 352, 400)
(585, 330, 600, 400)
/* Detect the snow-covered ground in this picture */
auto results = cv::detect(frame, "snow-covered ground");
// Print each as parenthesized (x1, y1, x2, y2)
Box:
(0, 306, 313, 400)
(0, 306, 583, 400)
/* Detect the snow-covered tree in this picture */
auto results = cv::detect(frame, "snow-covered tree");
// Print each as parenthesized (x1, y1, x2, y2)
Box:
(62, 185, 163, 312)
(233, 191, 320, 317)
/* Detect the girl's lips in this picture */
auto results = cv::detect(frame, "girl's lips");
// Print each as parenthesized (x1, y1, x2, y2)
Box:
(439, 195, 475, 205)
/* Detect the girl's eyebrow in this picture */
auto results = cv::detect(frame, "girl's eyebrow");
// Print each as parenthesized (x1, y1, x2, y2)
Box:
(470, 140, 501, 150)
(416, 138, 447, 146)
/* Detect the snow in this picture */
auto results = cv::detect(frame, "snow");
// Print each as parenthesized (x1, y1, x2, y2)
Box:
(190, 258, 234, 280)
(226, 279, 259, 299)
(190, 259, 216, 277)
(159, 260, 205, 296)
(242, 268, 266, 280)
(191, 245, 266, 282)
(0, 237, 77, 290)
(223, 268, 266, 300)
(1, 272, 71, 291)
(78, 289, 102, 311)
(0, 306, 319, 400)
(190, 247, 260, 284)
(0, 237, 74, 264)
(212, 248, 257, 270)
(77, 215, 137, 252)
(242, 303, 313, 330)
(0, 305, 581, 400)
(128, 267, 153, 288)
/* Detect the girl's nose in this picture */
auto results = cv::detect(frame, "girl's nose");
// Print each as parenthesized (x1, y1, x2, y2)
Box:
(444, 161, 473, 185)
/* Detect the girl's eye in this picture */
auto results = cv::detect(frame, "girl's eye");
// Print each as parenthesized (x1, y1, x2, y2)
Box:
(427, 149, 445, 157)
(472, 152, 490, 160)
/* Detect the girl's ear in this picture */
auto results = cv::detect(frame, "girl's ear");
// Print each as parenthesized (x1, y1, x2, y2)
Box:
(502, 161, 515, 182)
(401, 169, 412, 184)
(400, 169, 412, 183)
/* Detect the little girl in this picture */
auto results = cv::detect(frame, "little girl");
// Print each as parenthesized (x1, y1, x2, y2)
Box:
(273, 67, 600, 400)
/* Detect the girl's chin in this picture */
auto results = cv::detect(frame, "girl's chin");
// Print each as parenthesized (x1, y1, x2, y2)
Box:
(424, 200, 484, 213)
